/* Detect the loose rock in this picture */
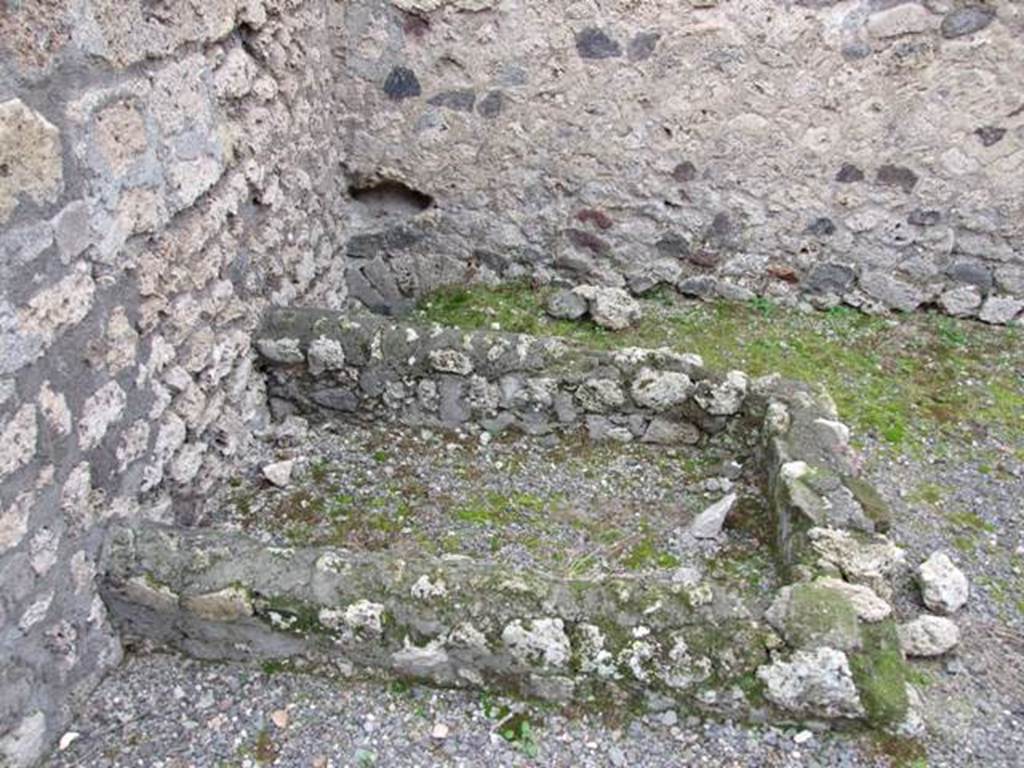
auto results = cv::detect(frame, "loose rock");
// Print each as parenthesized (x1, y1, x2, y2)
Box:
(689, 493, 736, 540)
(917, 552, 969, 615)
(898, 615, 960, 657)
(262, 460, 296, 488)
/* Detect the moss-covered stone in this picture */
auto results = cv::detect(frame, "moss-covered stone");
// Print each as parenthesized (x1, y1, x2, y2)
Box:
(766, 582, 861, 651)
(842, 475, 893, 533)
(849, 621, 911, 727)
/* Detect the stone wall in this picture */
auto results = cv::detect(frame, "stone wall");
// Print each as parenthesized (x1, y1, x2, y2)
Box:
(334, 0, 1024, 323)
(256, 307, 887, 554)
(3, 0, 1021, 763)
(0, 2, 353, 764)
(257, 306, 754, 443)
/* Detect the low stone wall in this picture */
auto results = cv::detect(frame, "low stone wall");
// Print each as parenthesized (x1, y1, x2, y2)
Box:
(256, 307, 890, 564)
(100, 311, 918, 732)
(258, 307, 763, 446)
(102, 524, 769, 715)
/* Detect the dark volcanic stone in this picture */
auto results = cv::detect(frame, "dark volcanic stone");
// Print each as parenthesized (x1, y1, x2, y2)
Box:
(477, 90, 504, 118)
(974, 126, 1007, 147)
(805, 263, 856, 295)
(628, 32, 661, 62)
(428, 89, 476, 112)
(876, 164, 918, 193)
(672, 161, 698, 183)
(347, 227, 422, 259)
(807, 218, 836, 237)
(566, 228, 611, 255)
(576, 27, 623, 59)
(688, 251, 721, 269)
(576, 209, 613, 230)
(835, 163, 864, 183)
(384, 66, 421, 100)
(677, 276, 718, 298)
(655, 233, 690, 259)
(546, 289, 588, 320)
(908, 209, 941, 227)
(947, 261, 994, 294)
(940, 7, 995, 39)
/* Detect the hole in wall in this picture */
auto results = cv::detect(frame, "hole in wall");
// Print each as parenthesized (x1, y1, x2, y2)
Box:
(348, 179, 434, 219)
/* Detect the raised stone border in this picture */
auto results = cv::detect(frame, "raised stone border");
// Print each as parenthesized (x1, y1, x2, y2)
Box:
(99, 310, 915, 731)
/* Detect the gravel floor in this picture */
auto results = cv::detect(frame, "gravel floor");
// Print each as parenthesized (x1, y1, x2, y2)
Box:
(48, 426, 1024, 767)
(208, 422, 773, 586)
(50, 652, 888, 768)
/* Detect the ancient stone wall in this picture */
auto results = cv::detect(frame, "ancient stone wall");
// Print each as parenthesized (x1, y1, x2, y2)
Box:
(0, 2, 352, 763)
(335, 0, 1024, 323)
(3, 0, 1022, 764)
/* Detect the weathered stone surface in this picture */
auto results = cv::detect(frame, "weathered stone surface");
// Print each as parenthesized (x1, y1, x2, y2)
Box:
(917, 552, 969, 615)
(546, 289, 588, 320)
(813, 578, 892, 623)
(940, 7, 995, 39)
(694, 371, 747, 416)
(576, 28, 622, 59)
(765, 582, 861, 651)
(938, 286, 982, 317)
(0, 99, 63, 224)
(641, 417, 701, 445)
(689, 493, 736, 540)
(630, 368, 692, 411)
(575, 378, 626, 413)
(502, 618, 571, 670)
(573, 286, 642, 331)
(860, 272, 926, 312)
(0, 404, 38, 479)
(898, 615, 960, 657)
(809, 528, 906, 599)
(262, 460, 296, 488)
(978, 296, 1023, 325)
(78, 381, 127, 451)
(758, 647, 865, 719)
(866, 4, 936, 39)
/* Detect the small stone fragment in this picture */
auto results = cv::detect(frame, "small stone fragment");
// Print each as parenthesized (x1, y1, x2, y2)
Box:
(940, 7, 995, 39)
(917, 552, 968, 614)
(384, 66, 421, 100)
(431, 722, 450, 740)
(263, 460, 296, 488)
(573, 286, 643, 330)
(689, 493, 736, 540)
(576, 27, 622, 59)
(271, 709, 289, 729)
(898, 615, 960, 657)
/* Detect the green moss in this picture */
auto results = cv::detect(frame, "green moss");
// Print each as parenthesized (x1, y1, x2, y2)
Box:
(622, 536, 680, 571)
(778, 583, 860, 649)
(947, 510, 996, 534)
(908, 482, 945, 507)
(842, 475, 892, 532)
(257, 595, 326, 636)
(850, 621, 911, 727)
